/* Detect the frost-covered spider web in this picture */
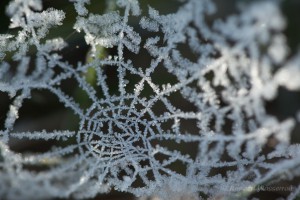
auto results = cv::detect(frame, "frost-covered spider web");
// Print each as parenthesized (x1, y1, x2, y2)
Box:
(1, 0, 300, 199)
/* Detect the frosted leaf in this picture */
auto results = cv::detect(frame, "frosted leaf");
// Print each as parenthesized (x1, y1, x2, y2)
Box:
(74, 11, 141, 54)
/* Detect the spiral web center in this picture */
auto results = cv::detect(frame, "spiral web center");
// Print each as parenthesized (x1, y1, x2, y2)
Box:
(78, 97, 154, 160)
